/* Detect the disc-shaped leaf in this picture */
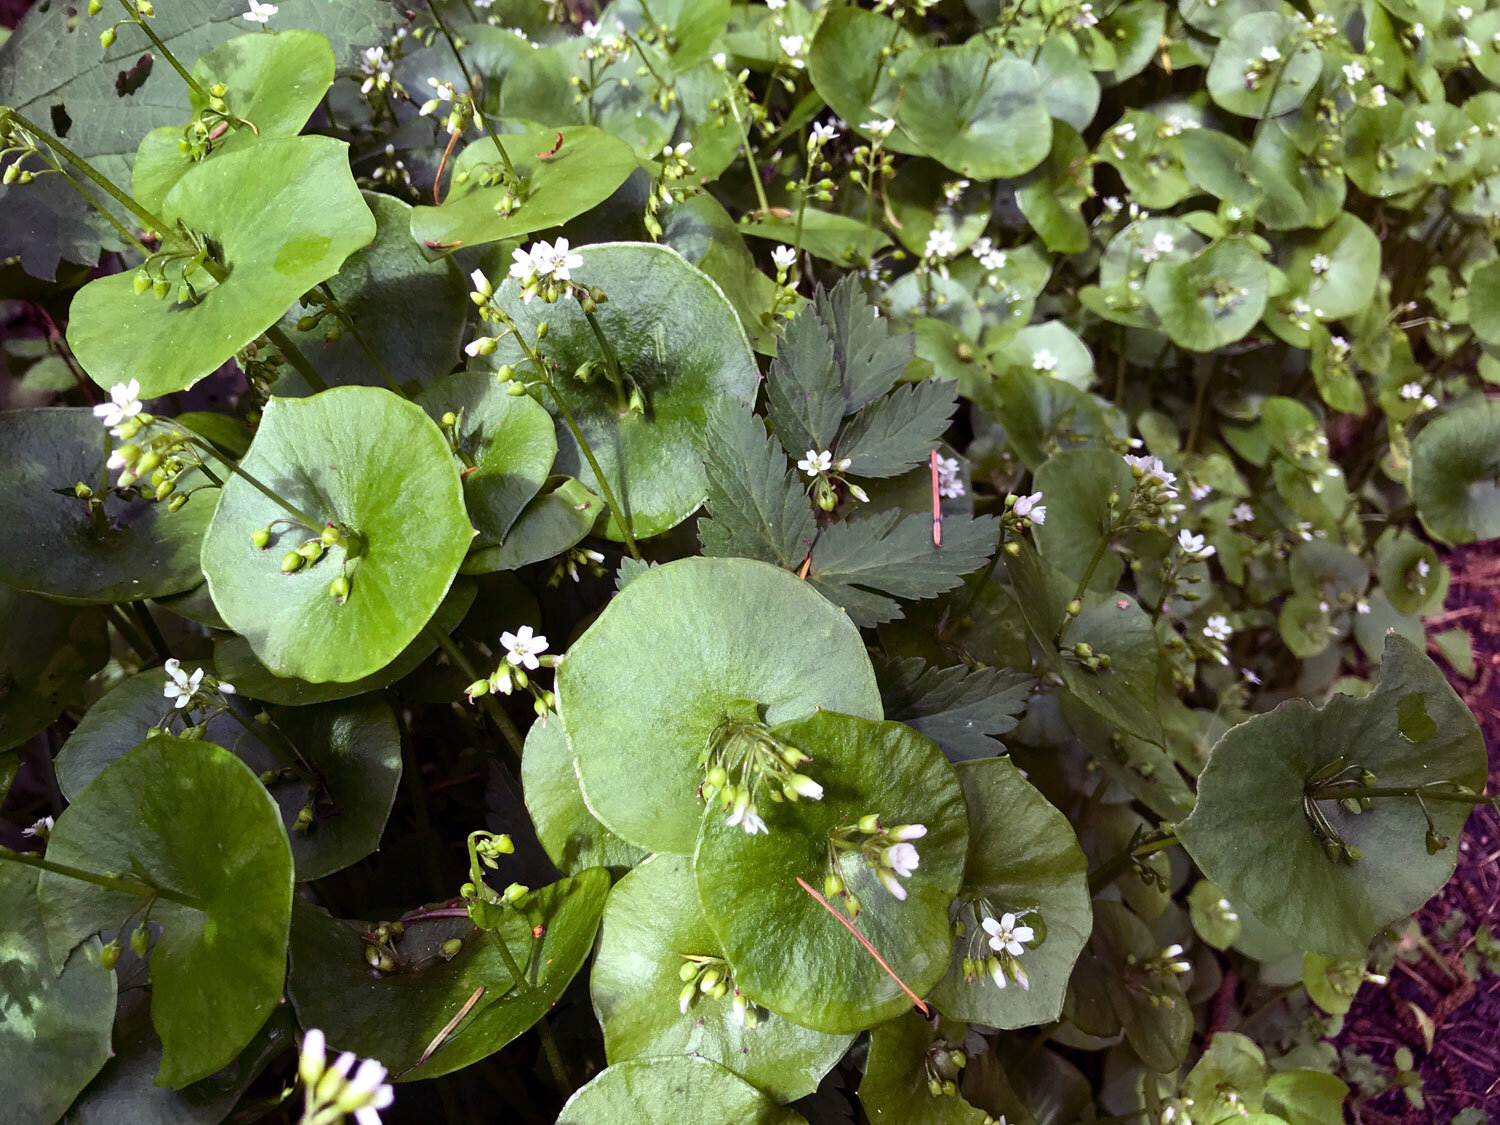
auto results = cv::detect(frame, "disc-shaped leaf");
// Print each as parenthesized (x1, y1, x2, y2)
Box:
(67, 136, 376, 398)
(807, 9, 925, 155)
(479, 242, 759, 540)
(212, 579, 476, 706)
(461, 477, 601, 574)
(1145, 240, 1268, 352)
(500, 43, 679, 155)
(0, 588, 108, 751)
(1094, 0, 1167, 84)
(56, 673, 401, 881)
(928, 758, 1091, 1029)
(1177, 634, 1486, 956)
(522, 712, 647, 875)
(592, 854, 852, 1099)
(1468, 259, 1500, 349)
(416, 370, 557, 550)
(1031, 449, 1135, 592)
(1409, 400, 1500, 545)
(201, 387, 474, 683)
(0, 408, 218, 603)
(409, 127, 639, 250)
(132, 30, 336, 212)
(39, 736, 294, 1087)
(1207, 13, 1322, 118)
(278, 194, 470, 393)
(895, 43, 1051, 180)
(1280, 214, 1380, 322)
(860, 1010, 992, 1125)
(1087, 901, 1192, 1072)
(557, 1056, 808, 1124)
(1376, 532, 1448, 618)
(695, 711, 968, 1034)
(0, 865, 116, 1123)
(559, 556, 881, 854)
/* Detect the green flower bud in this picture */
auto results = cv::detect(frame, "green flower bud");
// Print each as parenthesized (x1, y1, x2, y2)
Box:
(678, 981, 697, 1011)
(535, 320, 549, 339)
(495, 364, 516, 383)
(493, 834, 515, 854)
(100, 26, 116, 48)
(135, 450, 160, 475)
(152, 278, 170, 300)
(294, 805, 314, 833)
(154, 479, 174, 501)
(259, 769, 279, 784)
(99, 939, 122, 970)
(281, 551, 305, 573)
(365, 945, 382, 967)
(699, 968, 722, 992)
(133, 271, 151, 295)
(1066, 598, 1083, 617)
(857, 813, 881, 834)
(465, 678, 490, 699)
(167, 494, 188, 512)
(928, 1078, 942, 1097)
(130, 924, 150, 955)
(74, 482, 93, 498)
(505, 382, 528, 396)
(441, 938, 463, 959)
(843, 892, 860, 918)
(296, 540, 324, 562)
(1, 164, 17, 186)
(250, 528, 271, 549)
(502, 882, 527, 903)
(136, 0, 154, 15)
(679, 961, 699, 982)
(824, 873, 844, 897)
(89, 0, 103, 12)
(330, 575, 351, 601)
(710, 980, 729, 1000)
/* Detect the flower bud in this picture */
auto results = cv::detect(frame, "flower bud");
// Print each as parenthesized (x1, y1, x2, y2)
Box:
(74, 481, 93, 498)
(1066, 598, 1083, 616)
(89, 0, 103, 12)
(857, 813, 881, 834)
(843, 892, 860, 918)
(824, 873, 844, 897)
(321, 525, 341, 546)
(294, 805, 314, 833)
(133, 271, 151, 295)
(135, 449, 160, 475)
(330, 575, 351, 601)
(168, 494, 187, 511)
(152, 278, 170, 300)
(99, 939, 122, 970)
(442, 938, 463, 958)
(100, 26, 116, 48)
(678, 982, 696, 1013)
(535, 320, 549, 339)
(251, 528, 271, 549)
(297, 540, 324, 562)
(679, 961, 699, 982)
(505, 382, 528, 396)
(495, 364, 516, 382)
(502, 882, 527, 903)
(281, 551, 305, 573)
(129, 924, 150, 956)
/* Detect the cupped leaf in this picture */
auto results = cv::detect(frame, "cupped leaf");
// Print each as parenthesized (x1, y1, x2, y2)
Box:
(0, 865, 116, 1123)
(1376, 532, 1448, 617)
(461, 477, 601, 574)
(416, 370, 557, 550)
(1032, 449, 1135, 592)
(807, 9, 925, 154)
(67, 137, 376, 398)
(523, 712, 647, 875)
(410, 127, 639, 250)
(1088, 901, 1192, 1072)
(1178, 634, 1487, 956)
(1281, 214, 1380, 321)
(0, 408, 218, 603)
(1094, 0, 1167, 84)
(592, 854, 853, 1100)
(278, 193, 470, 393)
(557, 1056, 808, 1124)
(56, 673, 401, 881)
(896, 43, 1051, 180)
(695, 711, 969, 1035)
(1207, 13, 1322, 118)
(559, 557, 881, 854)
(860, 1010, 992, 1125)
(0, 588, 108, 751)
(132, 30, 336, 212)
(38, 736, 294, 1087)
(479, 242, 759, 540)
(929, 758, 1091, 1029)
(201, 387, 474, 683)
(212, 579, 477, 706)
(1409, 400, 1500, 545)
(1145, 239, 1268, 352)
(499, 42, 679, 155)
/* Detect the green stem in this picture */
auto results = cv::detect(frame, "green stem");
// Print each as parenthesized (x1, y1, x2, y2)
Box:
(0, 847, 205, 909)
(723, 76, 771, 217)
(1087, 831, 1178, 895)
(399, 717, 449, 899)
(113, 0, 212, 103)
(182, 435, 321, 530)
(265, 325, 330, 394)
(544, 383, 642, 560)
(106, 604, 157, 664)
(1309, 785, 1495, 807)
(424, 626, 525, 766)
(535, 1016, 573, 1096)
(1056, 533, 1114, 642)
(426, 0, 522, 189)
(53, 164, 152, 254)
(130, 602, 171, 663)
(215, 703, 316, 780)
(317, 283, 404, 396)
(581, 308, 630, 411)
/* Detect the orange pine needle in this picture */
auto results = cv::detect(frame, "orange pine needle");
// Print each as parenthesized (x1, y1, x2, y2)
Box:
(929, 449, 943, 547)
(795, 876, 929, 1016)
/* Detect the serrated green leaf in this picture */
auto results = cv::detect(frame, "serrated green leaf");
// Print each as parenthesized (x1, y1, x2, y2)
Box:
(837, 380, 959, 479)
(876, 656, 1034, 761)
(815, 275, 916, 415)
(766, 301, 844, 459)
(697, 399, 816, 569)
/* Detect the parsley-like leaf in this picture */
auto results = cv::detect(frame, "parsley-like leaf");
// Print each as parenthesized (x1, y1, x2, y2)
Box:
(698, 399, 816, 568)
(766, 305, 843, 460)
(836, 379, 959, 478)
(877, 656, 1034, 761)
(814, 275, 915, 415)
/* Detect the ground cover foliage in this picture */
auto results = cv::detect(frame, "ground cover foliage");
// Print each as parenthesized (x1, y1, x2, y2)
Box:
(0, 0, 1498, 1121)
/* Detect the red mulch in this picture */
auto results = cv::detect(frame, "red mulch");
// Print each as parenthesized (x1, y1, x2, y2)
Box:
(1337, 543, 1500, 1124)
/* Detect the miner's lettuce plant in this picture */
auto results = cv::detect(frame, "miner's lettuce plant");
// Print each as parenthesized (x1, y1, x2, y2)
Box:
(0, 0, 1496, 1121)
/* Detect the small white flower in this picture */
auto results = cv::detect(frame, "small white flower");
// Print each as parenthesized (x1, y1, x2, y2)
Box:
(1370, 84, 1388, 106)
(1123, 453, 1178, 495)
(1260, 44, 1282, 62)
(883, 842, 921, 878)
(1141, 230, 1176, 263)
(1330, 334, 1350, 354)
(1459, 5, 1474, 19)
(500, 625, 549, 670)
(786, 774, 824, 800)
(1074, 3, 1099, 27)
(163, 658, 204, 709)
(1203, 614, 1233, 642)
(94, 379, 143, 431)
(798, 449, 833, 477)
(1231, 502, 1254, 525)
(811, 121, 839, 145)
(22, 816, 54, 839)
(990, 958, 1008, 989)
(470, 268, 493, 300)
(1114, 121, 1137, 143)
(1416, 558, 1431, 578)
(1421, 393, 1439, 411)
(1342, 60, 1366, 83)
(982, 912, 1035, 957)
(943, 179, 970, 205)
(1310, 253, 1331, 275)
(1013, 491, 1046, 524)
(1177, 529, 1215, 559)
(887, 823, 927, 841)
(419, 77, 457, 118)
(730, 989, 750, 1025)
(924, 227, 958, 260)
(1355, 599, 1372, 614)
(1415, 119, 1436, 142)
(712, 51, 728, 68)
(1400, 381, 1425, 400)
(771, 245, 798, 272)
(779, 34, 805, 64)
(860, 117, 897, 137)
(1102, 195, 1123, 214)
(298, 1032, 393, 1125)
(1190, 483, 1213, 501)
(767, 0, 787, 8)
(299, 1030, 327, 1088)
(936, 455, 965, 499)
(509, 239, 583, 293)
(219, 682, 236, 695)
(242, 0, 277, 23)
(1032, 348, 1059, 372)
(741, 808, 768, 835)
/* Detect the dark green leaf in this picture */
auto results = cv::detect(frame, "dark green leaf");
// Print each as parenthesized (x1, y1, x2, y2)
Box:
(876, 656, 1034, 762)
(558, 1057, 808, 1124)
(837, 381, 959, 480)
(766, 302, 844, 459)
(697, 399, 817, 570)
(0, 588, 108, 751)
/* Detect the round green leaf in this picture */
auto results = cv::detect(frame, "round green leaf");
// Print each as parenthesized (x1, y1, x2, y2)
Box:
(132, 30, 336, 212)
(558, 1056, 808, 1125)
(928, 758, 1091, 1030)
(523, 711, 647, 875)
(0, 587, 108, 751)
(410, 127, 639, 250)
(500, 42, 679, 155)
(201, 387, 474, 683)
(67, 136, 376, 398)
(403, 869, 610, 1080)
(1017, 122, 1094, 255)
(741, 212, 893, 268)
(1145, 240, 1268, 352)
(807, 9, 925, 155)
(1178, 634, 1487, 956)
(1469, 259, 1500, 349)
(1410, 400, 1500, 545)
(1281, 214, 1380, 321)
(278, 193, 470, 393)
(480, 243, 760, 541)
(0, 408, 218, 603)
(591, 854, 853, 1100)
(1376, 532, 1448, 617)
(860, 1010, 992, 1125)
(416, 370, 557, 550)
(1095, 0, 1167, 84)
(0, 864, 116, 1124)
(1029, 449, 1133, 592)
(461, 477, 601, 574)
(609, 0, 730, 70)
(39, 736, 294, 1087)
(1034, 37, 1102, 132)
(1188, 880, 1244, 950)
(559, 556, 881, 855)
(695, 711, 968, 1034)
(1207, 13, 1322, 118)
(212, 579, 476, 706)
(1343, 103, 1441, 198)
(895, 44, 1051, 180)
(1088, 901, 1192, 1072)
(56, 672, 401, 881)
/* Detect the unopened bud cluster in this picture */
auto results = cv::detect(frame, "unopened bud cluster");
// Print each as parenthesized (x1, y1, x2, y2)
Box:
(826, 814, 926, 912)
(465, 626, 559, 719)
(954, 896, 1042, 992)
(252, 521, 359, 604)
(675, 954, 762, 1027)
(701, 716, 825, 837)
(922, 1039, 968, 1099)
